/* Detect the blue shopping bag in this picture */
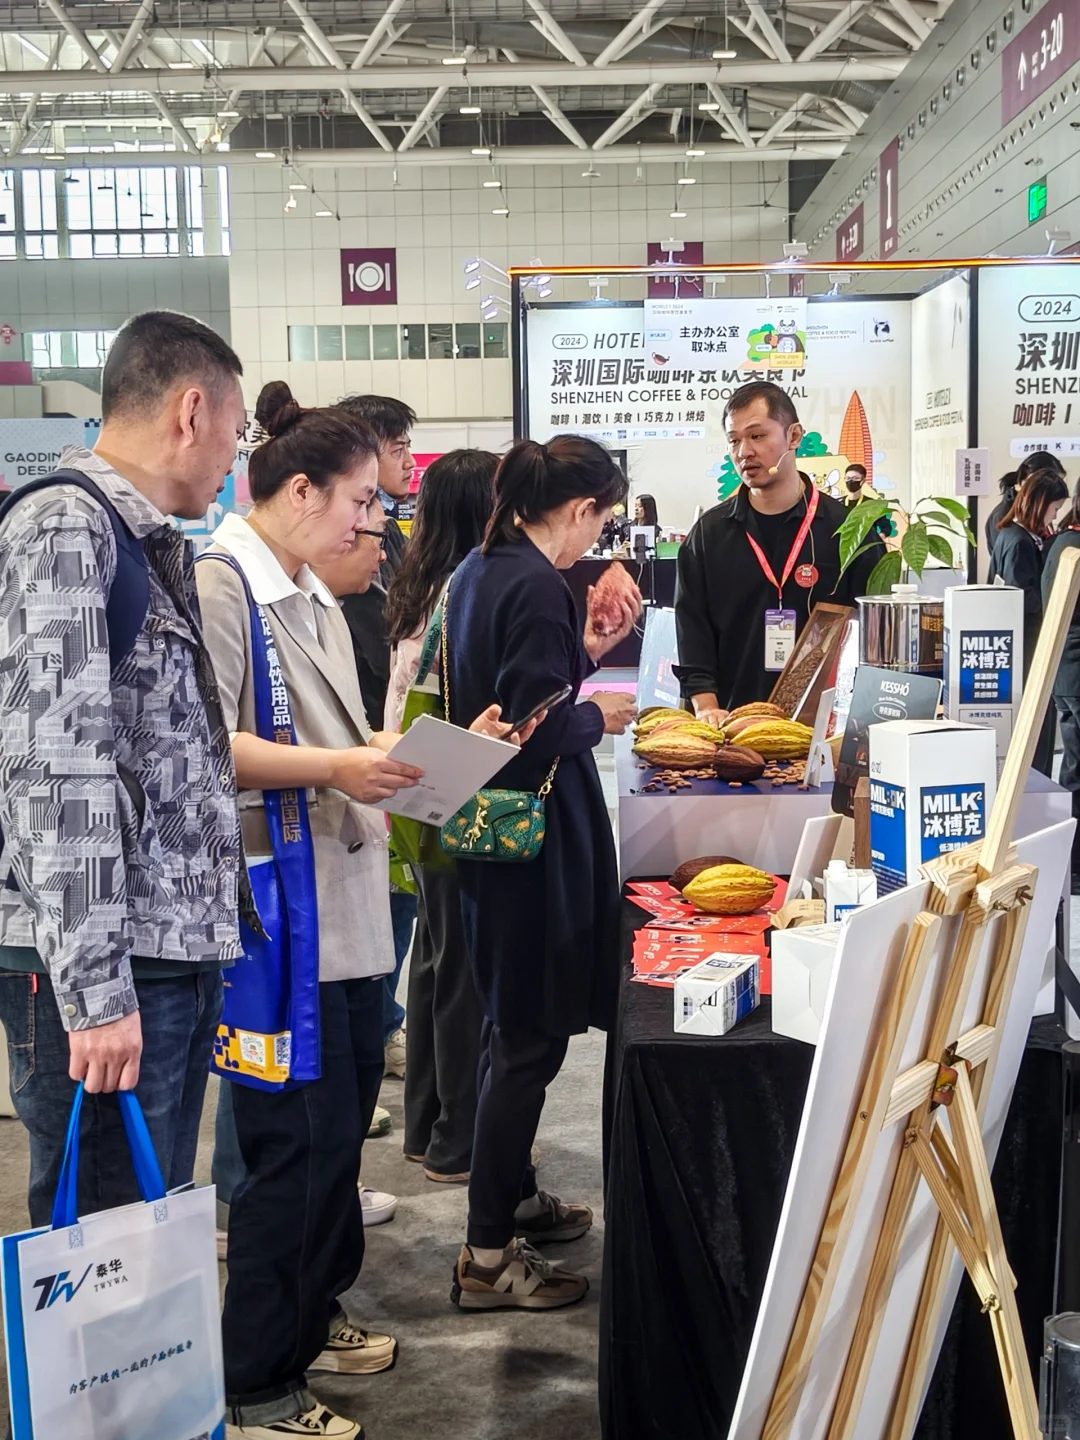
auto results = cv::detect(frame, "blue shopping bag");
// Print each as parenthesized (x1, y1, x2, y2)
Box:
(2, 1084, 225, 1440)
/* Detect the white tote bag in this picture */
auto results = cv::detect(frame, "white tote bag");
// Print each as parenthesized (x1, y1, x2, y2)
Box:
(2, 1084, 225, 1440)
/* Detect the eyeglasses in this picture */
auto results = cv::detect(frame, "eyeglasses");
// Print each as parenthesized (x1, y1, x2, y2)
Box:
(354, 529, 387, 541)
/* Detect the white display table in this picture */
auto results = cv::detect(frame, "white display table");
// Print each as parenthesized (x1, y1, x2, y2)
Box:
(616, 733, 1072, 879)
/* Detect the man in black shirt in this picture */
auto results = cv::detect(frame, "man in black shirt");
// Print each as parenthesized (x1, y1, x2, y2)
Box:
(675, 380, 882, 720)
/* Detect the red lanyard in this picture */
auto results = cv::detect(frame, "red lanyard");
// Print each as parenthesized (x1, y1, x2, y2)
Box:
(743, 484, 820, 604)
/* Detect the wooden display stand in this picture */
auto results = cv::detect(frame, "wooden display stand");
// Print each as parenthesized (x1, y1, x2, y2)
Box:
(762, 545, 1080, 1440)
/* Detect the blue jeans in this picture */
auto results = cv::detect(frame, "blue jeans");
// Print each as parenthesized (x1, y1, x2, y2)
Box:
(384, 889, 417, 1040)
(0, 965, 223, 1228)
(221, 976, 385, 1426)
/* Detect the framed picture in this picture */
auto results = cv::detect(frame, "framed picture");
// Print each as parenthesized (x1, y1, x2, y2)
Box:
(768, 603, 853, 725)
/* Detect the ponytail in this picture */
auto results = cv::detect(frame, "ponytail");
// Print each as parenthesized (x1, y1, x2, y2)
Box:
(483, 434, 628, 553)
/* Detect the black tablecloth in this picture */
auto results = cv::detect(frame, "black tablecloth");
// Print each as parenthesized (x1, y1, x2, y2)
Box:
(599, 893, 1067, 1440)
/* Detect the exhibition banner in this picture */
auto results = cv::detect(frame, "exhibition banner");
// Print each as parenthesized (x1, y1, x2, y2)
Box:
(909, 274, 970, 528)
(645, 297, 808, 370)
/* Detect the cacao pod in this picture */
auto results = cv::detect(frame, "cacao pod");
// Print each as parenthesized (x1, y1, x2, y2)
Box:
(726, 701, 789, 722)
(589, 561, 641, 637)
(684, 864, 777, 915)
(647, 718, 728, 745)
(729, 719, 813, 760)
(723, 716, 774, 741)
(633, 708, 695, 737)
(713, 745, 767, 783)
(670, 854, 744, 892)
(632, 731, 719, 769)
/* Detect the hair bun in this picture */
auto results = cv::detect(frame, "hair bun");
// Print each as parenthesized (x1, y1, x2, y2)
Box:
(255, 379, 303, 439)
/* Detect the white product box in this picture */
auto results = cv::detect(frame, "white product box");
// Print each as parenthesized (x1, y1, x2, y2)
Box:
(823, 860, 877, 922)
(673, 953, 760, 1037)
(771, 922, 842, 1045)
(869, 719, 997, 896)
(942, 585, 1024, 773)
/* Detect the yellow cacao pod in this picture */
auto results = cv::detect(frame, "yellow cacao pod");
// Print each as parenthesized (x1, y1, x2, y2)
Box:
(647, 718, 728, 746)
(728, 719, 813, 760)
(726, 701, 789, 722)
(632, 731, 720, 769)
(684, 864, 777, 915)
(633, 708, 695, 737)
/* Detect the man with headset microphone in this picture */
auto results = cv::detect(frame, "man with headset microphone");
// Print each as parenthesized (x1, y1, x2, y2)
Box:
(674, 380, 883, 723)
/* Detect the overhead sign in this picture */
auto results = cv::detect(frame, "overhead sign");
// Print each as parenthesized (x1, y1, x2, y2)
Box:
(1028, 176, 1049, 225)
(647, 241, 704, 298)
(880, 139, 899, 259)
(645, 297, 808, 371)
(1002, 0, 1080, 124)
(341, 248, 397, 305)
(837, 205, 864, 263)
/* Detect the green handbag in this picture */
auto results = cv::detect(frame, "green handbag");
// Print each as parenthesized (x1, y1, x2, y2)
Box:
(387, 603, 454, 873)
(438, 578, 558, 864)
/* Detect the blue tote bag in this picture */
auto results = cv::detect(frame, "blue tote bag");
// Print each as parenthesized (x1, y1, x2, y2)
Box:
(199, 552, 321, 1091)
(2, 1085, 225, 1440)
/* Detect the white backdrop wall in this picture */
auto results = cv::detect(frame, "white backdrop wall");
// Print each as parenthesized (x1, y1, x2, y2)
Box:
(910, 273, 971, 518)
(226, 160, 789, 422)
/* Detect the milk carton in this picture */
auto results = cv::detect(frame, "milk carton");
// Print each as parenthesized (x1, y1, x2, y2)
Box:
(868, 720, 997, 895)
(673, 953, 759, 1037)
(771, 922, 842, 1045)
(942, 585, 1024, 774)
(823, 860, 877, 922)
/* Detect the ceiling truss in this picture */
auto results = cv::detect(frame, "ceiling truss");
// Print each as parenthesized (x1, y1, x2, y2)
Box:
(0, 0, 949, 168)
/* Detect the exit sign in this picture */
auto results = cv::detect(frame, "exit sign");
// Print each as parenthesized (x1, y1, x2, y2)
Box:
(1028, 177, 1049, 224)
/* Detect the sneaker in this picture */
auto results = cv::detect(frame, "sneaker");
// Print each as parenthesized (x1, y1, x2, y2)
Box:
(308, 1317, 398, 1375)
(425, 1166, 469, 1184)
(515, 1189, 593, 1245)
(216, 1228, 228, 1261)
(452, 1239, 588, 1311)
(384, 1026, 407, 1079)
(226, 1402, 363, 1437)
(359, 1186, 397, 1227)
(403, 1150, 425, 1163)
(367, 1105, 392, 1139)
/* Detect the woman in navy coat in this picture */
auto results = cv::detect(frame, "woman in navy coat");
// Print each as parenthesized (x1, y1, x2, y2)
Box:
(443, 435, 639, 1313)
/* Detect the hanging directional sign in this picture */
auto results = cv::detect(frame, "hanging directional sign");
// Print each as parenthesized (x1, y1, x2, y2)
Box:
(836, 204, 864, 263)
(1002, 0, 1080, 125)
(880, 138, 900, 259)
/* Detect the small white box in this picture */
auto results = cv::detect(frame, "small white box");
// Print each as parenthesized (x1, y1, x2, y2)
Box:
(673, 953, 759, 1037)
(771, 922, 842, 1045)
(823, 860, 877, 923)
(869, 719, 997, 896)
(942, 585, 1024, 773)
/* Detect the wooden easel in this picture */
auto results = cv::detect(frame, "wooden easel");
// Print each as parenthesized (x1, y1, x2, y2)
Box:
(762, 544, 1080, 1440)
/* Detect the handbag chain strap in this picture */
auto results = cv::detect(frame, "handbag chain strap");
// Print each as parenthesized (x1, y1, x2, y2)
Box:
(441, 574, 558, 796)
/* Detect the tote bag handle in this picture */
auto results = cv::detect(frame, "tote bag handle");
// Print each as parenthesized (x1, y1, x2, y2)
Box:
(51, 1083, 167, 1230)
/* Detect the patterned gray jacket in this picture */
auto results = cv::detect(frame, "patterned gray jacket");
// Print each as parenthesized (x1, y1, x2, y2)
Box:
(0, 447, 250, 1031)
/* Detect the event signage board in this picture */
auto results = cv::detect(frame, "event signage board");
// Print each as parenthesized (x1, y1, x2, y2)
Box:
(954, 446, 990, 497)
(880, 139, 900, 259)
(1002, 0, 1080, 125)
(645, 297, 808, 370)
(340, 248, 397, 305)
(836, 204, 864, 262)
(910, 274, 970, 513)
(646, 241, 704, 297)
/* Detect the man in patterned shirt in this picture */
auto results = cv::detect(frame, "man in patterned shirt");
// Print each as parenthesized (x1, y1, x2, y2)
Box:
(0, 311, 250, 1225)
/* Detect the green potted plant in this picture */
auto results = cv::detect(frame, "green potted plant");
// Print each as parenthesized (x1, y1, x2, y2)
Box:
(836, 494, 976, 593)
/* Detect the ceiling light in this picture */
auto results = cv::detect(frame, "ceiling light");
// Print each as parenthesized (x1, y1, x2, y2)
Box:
(472, 146, 490, 156)
(698, 102, 720, 111)
(670, 209, 687, 218)
(443, 54, 468, 64)
(712, 49, 737, 59)
(483, 306, 500, 319)
(464, 259, 481, 273)
(537, 285, 553, 298)
(686, 147, 705, 157)
(533, 273, 551, 284)
(288, 182, 307, 190)
(256, 150, 276, 159)
(460, 105, 481, 115)
(315, 209, 333, 217)
(284, 194, 297, 211)
(483, 179, 502, 188)
(582, 165, 600, 178)
(783, 241, 809, 260)
(466, 276, 481, 289)
(218, 109, 240, 118)
(677, 175, 697, 185)
(16, 35, 49, 62)
(168, 61, 195, 69)
(492, 207, 510, 215)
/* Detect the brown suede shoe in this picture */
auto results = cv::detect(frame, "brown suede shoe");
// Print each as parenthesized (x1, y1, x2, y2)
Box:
(515, 1190, 593, 1245)
(451, 1240, 589, 1311)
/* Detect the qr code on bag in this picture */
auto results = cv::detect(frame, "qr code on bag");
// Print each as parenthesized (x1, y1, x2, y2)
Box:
(274, 1033, 291, 1069)
(238, 1031, 265, 1066)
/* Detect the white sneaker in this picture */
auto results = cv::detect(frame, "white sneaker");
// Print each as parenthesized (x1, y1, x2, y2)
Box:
(384, 1026, 406, 1078)
(367, 1104, 392, 1138)
(309, 1317, 397, 1375)
(226, 1401, 363, 1437)
(359, 1185, 397, 1226)
(216, 1228, 228, 1261)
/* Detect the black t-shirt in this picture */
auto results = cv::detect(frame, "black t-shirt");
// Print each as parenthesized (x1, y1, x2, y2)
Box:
(746, 507, 794, 577)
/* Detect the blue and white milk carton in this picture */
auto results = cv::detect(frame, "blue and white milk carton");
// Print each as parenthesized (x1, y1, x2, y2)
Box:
(942, 585, 1024, 775)
(868, 719, 997, 895)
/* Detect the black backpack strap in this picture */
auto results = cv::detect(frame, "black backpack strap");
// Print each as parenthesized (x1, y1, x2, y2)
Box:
(0, 470, 150, 670)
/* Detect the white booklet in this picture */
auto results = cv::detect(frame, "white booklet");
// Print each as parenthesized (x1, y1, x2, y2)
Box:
(379, 713, 520, 825)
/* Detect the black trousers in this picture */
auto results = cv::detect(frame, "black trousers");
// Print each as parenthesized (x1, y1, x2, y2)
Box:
(1055, 694, 1080, 871)
(404, 864, 485, 1174)
(222, 976, 385, 1427)
(467, 1018, 569, 1250)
